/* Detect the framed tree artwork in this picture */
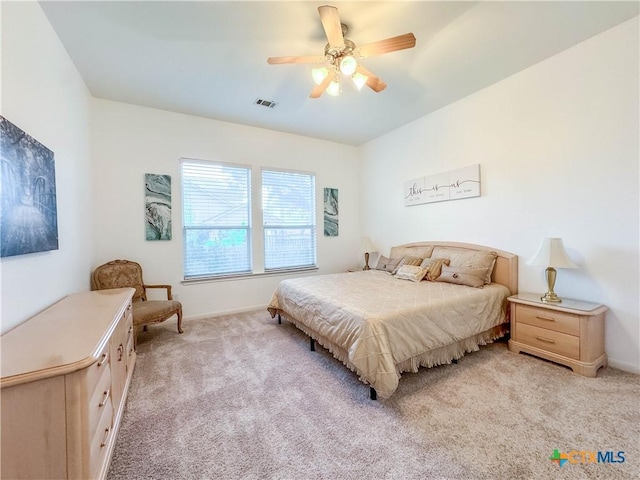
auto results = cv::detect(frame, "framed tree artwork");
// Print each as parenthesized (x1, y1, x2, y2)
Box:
(0, 116, 59, 257)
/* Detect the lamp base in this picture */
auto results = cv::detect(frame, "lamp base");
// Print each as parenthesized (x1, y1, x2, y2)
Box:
(540, 266, 562, 302)
(541, 291, 562, 303)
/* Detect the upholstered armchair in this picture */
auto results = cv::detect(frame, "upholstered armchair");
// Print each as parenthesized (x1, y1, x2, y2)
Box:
(92, 260, 183, 338)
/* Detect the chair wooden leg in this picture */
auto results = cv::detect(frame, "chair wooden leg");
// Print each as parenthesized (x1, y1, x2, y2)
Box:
(177, 308, 184, 334)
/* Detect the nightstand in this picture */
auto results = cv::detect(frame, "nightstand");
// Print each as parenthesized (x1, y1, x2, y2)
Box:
(508, 293, 607, 377)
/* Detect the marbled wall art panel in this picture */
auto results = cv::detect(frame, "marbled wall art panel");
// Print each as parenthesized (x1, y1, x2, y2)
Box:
(324, 187, 338, 237)
(145, 173, 172, 240)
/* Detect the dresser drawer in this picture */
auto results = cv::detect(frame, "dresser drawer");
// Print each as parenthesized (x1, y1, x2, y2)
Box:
(517, 323, 580, 359)
(89, 398, 114, 480)
(83, 343, 111, 394)
(87, 363, 113, 438)
(514, 304, 579, 336)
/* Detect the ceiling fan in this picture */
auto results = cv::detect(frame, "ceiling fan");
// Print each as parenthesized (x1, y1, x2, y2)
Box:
(267, 5, 416, 98)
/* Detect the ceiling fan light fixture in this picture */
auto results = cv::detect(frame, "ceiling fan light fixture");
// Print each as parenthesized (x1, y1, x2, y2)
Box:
(339, 55, 357, 76)
(327, 77, 341, 96)
(311, 66, 329, 85)
(352, 72, 368, 90)
(267, 5, 415, 99)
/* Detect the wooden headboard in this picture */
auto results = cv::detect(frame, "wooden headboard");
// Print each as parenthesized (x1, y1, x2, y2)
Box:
(390, 241, 519, 295)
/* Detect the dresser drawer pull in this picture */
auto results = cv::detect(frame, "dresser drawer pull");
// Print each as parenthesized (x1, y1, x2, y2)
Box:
(535, 336, 556, 344)
(118, 343, 124, 361)
(535, 315, 556, 322)
(98, 389, 110, 407)
(100, 427, 111, 448)
(97, 351, 109, 367)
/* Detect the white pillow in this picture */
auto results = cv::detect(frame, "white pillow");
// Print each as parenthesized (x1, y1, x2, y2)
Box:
(394, 265, 428, 282)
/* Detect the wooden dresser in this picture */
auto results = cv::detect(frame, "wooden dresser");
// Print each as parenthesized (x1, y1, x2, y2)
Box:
(1, 288, 136, 479)
(508, 292, 607, 377)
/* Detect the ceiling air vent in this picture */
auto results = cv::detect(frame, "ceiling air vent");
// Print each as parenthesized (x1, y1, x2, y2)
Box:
(255, 98, 277, 109)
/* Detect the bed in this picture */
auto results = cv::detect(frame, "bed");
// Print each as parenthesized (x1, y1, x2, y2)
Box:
(267, 241, 518, 399)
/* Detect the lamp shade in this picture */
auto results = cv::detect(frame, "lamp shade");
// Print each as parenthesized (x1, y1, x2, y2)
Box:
(528, 238, 578, 269)
(360, 236, 377, 253)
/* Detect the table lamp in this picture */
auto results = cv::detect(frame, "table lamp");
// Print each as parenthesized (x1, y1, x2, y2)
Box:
(360, 236, 378, 270)
(528, 237, 578, 303)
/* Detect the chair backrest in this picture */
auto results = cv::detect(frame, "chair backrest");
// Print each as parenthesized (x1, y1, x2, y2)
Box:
(92, 260, 147, 301)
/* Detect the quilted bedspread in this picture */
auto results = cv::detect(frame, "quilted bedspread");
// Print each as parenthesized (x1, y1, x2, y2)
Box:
(267, 270, 510, 398)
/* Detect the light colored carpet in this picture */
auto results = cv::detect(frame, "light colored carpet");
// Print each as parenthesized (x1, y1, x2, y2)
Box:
(108, 310, 639, 479)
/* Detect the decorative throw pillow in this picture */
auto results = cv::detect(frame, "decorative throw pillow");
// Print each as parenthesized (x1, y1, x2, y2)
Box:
(435, 265, 486, 288)
(394, 265, 428, 282)
(420, 258, 451, 281)
(389, 245, 434, 260)
(375, 256, 403, 273)
(430, 248, 498, 284)
(391, 255, 423, 275)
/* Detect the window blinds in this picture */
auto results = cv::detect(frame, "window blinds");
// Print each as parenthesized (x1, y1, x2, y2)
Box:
(182, 160, 251, 278)
(262, 169, 316, 271)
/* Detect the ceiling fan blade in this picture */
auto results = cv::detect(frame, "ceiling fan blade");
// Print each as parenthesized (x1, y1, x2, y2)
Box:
(356, 65, 387, 93)
(267, 55, 323, 65)
(318, 5, 344, 48)
(356, 33, 416, 59)
(309, 73, 334, 99)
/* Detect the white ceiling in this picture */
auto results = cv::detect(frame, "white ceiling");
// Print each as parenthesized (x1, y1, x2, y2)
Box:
(40, 1, 639, 146)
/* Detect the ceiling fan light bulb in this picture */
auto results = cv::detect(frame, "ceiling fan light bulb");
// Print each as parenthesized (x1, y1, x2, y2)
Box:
(352, 72, 368, 90)
(327, 79, 341, 96)
(311, 67, 329, 85)
(339, 55, 357, 76)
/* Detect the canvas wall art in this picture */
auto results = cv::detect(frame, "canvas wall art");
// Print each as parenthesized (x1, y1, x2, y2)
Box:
(404, 164, 481, 206)
(324, 187, 338, 237)
(0, 116, 59, 257)
(145, 173, 172, 240)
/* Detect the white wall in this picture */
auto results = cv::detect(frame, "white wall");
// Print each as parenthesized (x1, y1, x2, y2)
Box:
(91, 99, 361, 318)
(360, 18, 639, 372)
(0, 2, 93, 333)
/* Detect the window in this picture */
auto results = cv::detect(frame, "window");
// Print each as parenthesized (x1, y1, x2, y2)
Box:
(182, 160, 251, 278)
(262, 170, 317, 271)
(181, 160, 316, 279)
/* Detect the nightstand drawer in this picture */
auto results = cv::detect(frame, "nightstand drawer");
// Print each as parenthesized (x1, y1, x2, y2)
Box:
(515, 304, 579, 336)
(517, 323, 580, 359)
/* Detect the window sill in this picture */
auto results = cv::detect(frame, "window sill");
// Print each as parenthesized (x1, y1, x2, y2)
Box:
(181, 266, 319, 285)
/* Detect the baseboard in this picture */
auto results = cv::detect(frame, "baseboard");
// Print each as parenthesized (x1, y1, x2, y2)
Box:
(184, 304, 268, 321)
(607, 357, 640, 374)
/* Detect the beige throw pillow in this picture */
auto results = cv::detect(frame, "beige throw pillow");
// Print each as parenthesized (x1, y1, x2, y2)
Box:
(420, 258, 451, 281)
(389, 245, 434, 260)
(375, 256, 403, 273)
(430, 248, 497, 284)
(392, 255, 423, 275)
(394, 265, 428, 282)
(435, 265, 486, 288)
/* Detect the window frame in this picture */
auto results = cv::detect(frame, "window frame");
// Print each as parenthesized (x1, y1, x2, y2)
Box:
(180, 159, 318, 283)
(262, 167, 317, 273)
(181, 158, 252, 280)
